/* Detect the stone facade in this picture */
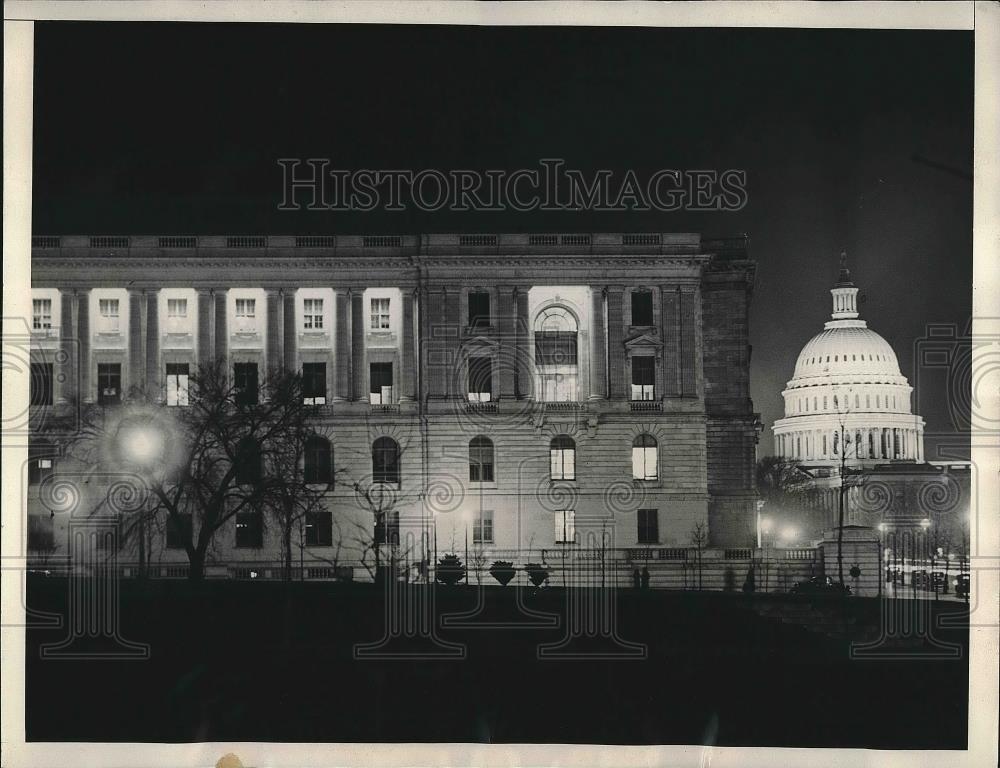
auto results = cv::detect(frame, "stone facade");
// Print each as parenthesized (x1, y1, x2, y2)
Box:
(26, 233, 758, 579)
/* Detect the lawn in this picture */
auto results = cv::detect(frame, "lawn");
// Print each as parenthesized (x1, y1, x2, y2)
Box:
(24, 577, 969, 747)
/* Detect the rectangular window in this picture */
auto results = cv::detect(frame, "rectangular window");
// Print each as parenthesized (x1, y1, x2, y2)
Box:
(304, 438, 332, 484)
(166, 513, 192, 549)
(235, 511, 263, 548)
(554, 510, 576, 544)
(631, 290, 654, 326)
(369, 362, 393, 404)
(473, 510, 494, 544)
(374, 510, 400, 545)
(167, 298, 188, 318)
(27, 515, 55, 553)
(303, 298, 324, 329)
(550, 439, 576, 481)
(637, 509, 659, 544)
(165, 363, 189, 406)
(235, 298, 256, 318)
(302, 362, 327, 405)
(99, 298, 120, 332)
(32, 299, 52, 330)
(235, 440, 263, 486)
(631, 356, 655, 400)
(30, 362, 53, 406)
(467, 355, 493, 401)
(305, 510, 333, 546)
(370, 298, 390, 330)
(97, 363, 122, 404)
(468, 291, 491, 328)
(234, 362, 259, 405)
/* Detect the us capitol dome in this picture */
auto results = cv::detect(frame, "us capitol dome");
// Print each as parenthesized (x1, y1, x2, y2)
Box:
(772, 256, 925, 468)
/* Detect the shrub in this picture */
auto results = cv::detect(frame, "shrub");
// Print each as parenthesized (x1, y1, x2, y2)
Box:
(489, 560, 516, 586)
(435, 553, 465, 586)
(523, 562, 549, 588)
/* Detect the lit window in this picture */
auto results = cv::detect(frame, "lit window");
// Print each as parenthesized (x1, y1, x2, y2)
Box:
(167, 298, 188, 318)
(370, 298, 390, 330)
(235, 298, 256, 318)
(99, 298, 120, 331)
(473, 509, 494, 544)
(631, 356, 655, 400)
(372, 437, 400, 484)
(550, 435, 576, 480)
(369, 362, 393, 404)
(304, 435, 333, 484)
(32, 299, 52, 330)
(303, 298, 324, 329)
(165, 363, 189, 406)
(469, 436, 495, 483)
(97, 363, 121, 405)
(535, 306, 578, 402)
(632, 434, 658, 480)
(467, 355, 492, 401)
(554, 510, 576, 544)
(637, 509, 659, 544)
(631, 290, 654, 326)
(302, 362, 326, 405)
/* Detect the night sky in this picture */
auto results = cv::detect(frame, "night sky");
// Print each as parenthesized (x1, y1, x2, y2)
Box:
(30, 23, 973, 458)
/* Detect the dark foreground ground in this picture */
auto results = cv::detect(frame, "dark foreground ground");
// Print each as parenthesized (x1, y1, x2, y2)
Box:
(24, 577, 968, 747)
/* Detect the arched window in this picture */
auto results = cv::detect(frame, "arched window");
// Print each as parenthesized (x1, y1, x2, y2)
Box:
(469, 436, 494, 483)
(550, 435, 576, 480)
(372, 437, 400, 484)
(534, 306, 578, 402)
(304, 435, 333, 484)
(632, 434, 658, 480)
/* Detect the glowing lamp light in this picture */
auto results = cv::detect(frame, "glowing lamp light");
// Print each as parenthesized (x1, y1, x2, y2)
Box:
(779, 526, 799, 544)
(760, 517, 773, 534)
(878, 522, 887, 533)
(118, 423, 166, 466)
(920, 518, 931, 530)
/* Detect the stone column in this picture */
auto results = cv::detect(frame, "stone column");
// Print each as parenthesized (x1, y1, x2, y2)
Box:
(588, 287, 606, 400)
(400, 290, 415, 402)
(265, 288, 284, 374)
(145, 289, 160, 397)
(498, 286, 516, 399)
(214, 289, 228, 367)
(127, 289, 145, 397)
(283, 290, 297, 371)
(351, 290, 366, 401)
(59, 290, 78, 403)
(514, 287, 531, 400)
(78, 291, 91, 400)
(196, 288, 216, 369)
(606, 286, 626, 399)
(679, 287, 698, 397)
(333, 289, 351, 402)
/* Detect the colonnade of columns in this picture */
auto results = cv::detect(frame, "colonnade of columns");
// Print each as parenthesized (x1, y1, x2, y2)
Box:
(775, 426, 923, 463)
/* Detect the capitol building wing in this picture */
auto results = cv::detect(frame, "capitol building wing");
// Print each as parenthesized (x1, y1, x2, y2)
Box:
(772, 260, 925, 467)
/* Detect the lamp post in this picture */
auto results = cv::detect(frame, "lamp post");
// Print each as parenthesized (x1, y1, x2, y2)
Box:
(920, 517, 931, 598)
(760, 516, 773, 592)
(115, 417, 168, 579)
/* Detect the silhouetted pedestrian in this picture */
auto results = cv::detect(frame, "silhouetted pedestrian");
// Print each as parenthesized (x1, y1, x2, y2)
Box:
(641, 566, 650, 590)
(632, 568, 641, 590)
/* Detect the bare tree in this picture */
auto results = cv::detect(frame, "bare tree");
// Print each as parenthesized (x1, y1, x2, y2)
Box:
(690, 522, 708, 591)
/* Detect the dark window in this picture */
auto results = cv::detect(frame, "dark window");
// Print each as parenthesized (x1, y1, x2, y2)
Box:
(631, 291, 654, 326)
(27, 515, 55, 553)
(637, 509, 659, 544)
(97, 363, 122, 404)
(234, 363, 259, 405)
(302, 362, 326, 405)
(305, 509, 333, 546)
(166, 513, 192, 549)
(374, 510, 400, 545)
(549, 435, 576, 480)
(370, 362, 393, 404)
(468, 291, 491, 328)
(469, 436, 495, 483)
(467, 356, 493, 401)
(234, 438, 263, 486)
(165, 363, 189, 406)
(235, 510, 263, 548)
(372, 437, 400, 484)
(535, 331, 578, 365)
(28, 454, 54, 485)
(304, 435, 333, 484)
(631, 356, 655, 400)
(30, 363, 53, 406)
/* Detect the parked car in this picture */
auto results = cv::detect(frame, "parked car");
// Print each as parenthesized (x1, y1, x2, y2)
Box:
(790, 575, 851, 596)
(955, 573, 970, 598)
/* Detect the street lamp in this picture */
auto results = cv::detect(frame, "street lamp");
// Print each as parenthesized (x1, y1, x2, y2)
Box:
(779, 525, 799, 546)
(117, 421, 166, 467)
